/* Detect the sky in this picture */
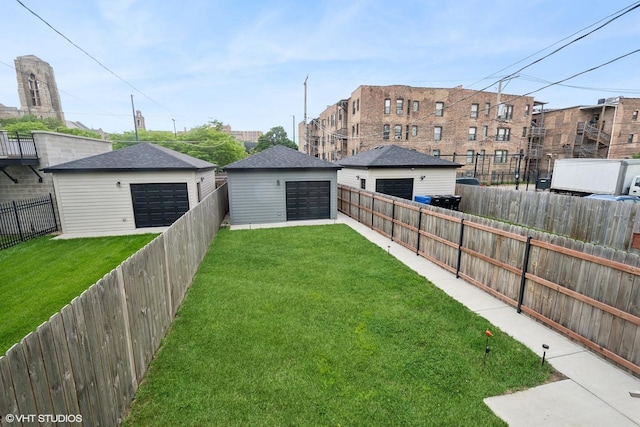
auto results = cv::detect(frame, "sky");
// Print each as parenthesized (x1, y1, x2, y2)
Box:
(2, 0, 640, 142)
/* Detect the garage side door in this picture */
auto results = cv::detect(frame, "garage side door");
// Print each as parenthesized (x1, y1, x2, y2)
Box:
(286, 181, 331, 221)
(375, 178, 414, 200)
(130, 183, 189, 228)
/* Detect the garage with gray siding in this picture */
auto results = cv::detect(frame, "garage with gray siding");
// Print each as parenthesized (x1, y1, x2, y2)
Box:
(224, 145, 340, 225)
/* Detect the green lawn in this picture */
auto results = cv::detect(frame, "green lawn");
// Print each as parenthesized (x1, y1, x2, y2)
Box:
(124, 225, 553, 426)
(0, 233, 158, 354)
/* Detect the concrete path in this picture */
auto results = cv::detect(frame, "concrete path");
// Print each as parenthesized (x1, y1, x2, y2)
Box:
(232, 213, 640, 426)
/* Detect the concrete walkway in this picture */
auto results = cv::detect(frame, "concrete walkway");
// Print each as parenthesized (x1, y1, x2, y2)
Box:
(232, 213, 640, 426)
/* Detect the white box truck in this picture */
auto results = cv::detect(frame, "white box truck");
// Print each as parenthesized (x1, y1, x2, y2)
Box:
(550, 158, 640, 196)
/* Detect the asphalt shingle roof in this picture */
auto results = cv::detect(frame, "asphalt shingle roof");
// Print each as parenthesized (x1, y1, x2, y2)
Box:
(336, 145, 461, 168)
(42, 143, 217, 172)
(223, 144, 340, 170)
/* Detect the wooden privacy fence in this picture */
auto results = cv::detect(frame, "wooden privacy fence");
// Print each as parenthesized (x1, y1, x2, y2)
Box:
(456, 184, 640, 253)
(0, 183, 228, 425)
(338, 185, 640, 376)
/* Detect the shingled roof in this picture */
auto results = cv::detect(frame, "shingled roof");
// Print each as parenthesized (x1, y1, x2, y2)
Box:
(223, 144, 340, 171)
(336, 145, 461, 169)
(42, 143, 217, 172)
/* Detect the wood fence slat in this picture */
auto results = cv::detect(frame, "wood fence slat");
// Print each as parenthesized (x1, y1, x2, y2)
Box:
(22, 331, 55, 420)
(35, 320, 69, 420)
(49, 311, 81, 420)
(0, 354, 19, 423)
(5, 343, 37, 420)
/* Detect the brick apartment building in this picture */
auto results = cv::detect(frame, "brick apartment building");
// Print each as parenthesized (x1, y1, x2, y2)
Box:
(533, 96, 640, 176)
(301, 85, 537, 181)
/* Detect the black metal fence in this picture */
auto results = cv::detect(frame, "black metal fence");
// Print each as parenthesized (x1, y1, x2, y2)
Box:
(0, 194, 58, 250)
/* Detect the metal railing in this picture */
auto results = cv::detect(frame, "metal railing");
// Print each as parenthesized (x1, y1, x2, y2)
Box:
(0, 194, 58, 250)
(0, 132, 38, 159)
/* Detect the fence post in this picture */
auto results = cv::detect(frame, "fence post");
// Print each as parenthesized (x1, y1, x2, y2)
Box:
(517, 236, 533, 313)
(48, 193, 58, 232)
(391, 200, 395, 241)
(12, 201, 24, 241)
(416, 209, 422, 255)
(371, 197, 375, 229)
(456, 219, 465, 278)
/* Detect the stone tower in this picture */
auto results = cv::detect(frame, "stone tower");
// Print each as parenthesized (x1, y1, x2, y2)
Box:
(135, 110, 146, 131)
(14, 55, 65, 122)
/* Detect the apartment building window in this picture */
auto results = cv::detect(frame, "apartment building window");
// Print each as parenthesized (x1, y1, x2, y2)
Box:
(468, 127, 477, 141)
(522, 127, 528, 137)
(496, 127, 511, 141)
(434, 126, 442, 141)
(352, 125, 355, 137)
(384, 99, 391, 115)
(405, 125, 410, 140)
(482, 126, 488, 138)
(396, 99, 404, 115)
(360, 178, 366, 189)
(432, 149, 440, 157)
(494, 150, 508, 164)
(394, 125, 402, 140)
(525, 104, 530, 116)
(466, 150, 475, 164)
(629, 134, 635, 143)
(353, 101, 356, 114)
(435, 102, 444, 117)
(356, 124, 359, 136)
(470, 103, 479, 119)
(357, 99, 360, 111)
(413, 101, 419, 112)
(484, 103, 490, 116)
(411, 125, 418, 137)
(383, 124, 390, 140)
(331, 114, 336, 127)
(633, 110, 639, 121)
(407, 100, 411, 116)
(497, 104, 513, 120)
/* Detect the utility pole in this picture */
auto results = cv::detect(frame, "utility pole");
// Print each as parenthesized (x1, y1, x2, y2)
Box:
(292, 115, 295, 146)
(304, 75, 308, 154)
(172, 118, 177, 137)
(130, 94, 139, 142)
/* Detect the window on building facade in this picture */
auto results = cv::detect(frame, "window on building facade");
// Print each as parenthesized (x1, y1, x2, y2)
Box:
(497, 104, 513, 120)
(411, 125, 418, 136)
(494, 150, 508, 163)
(383, 124, 390, 140)
(331, 114, 336, 127)
(484, 102, 491, 116)
(629, 134, 634, 143)
(405, 125, 410, 140)
(434, 126, 442, 141)
(394, 125, 402, 140)
(356, 124, 359, 136)
(396, 99, 404, 115)
(522, 127, 527, 137)
(496, 127, 511, 141)
(633, 110, 639, 121)
(352, 126, 355, 137)
(525, 104, 530, 115)
(468, 127, 477, 141)
(360, 178, 366, 189)
(466, 150, 474, 164)
(482, 126, 488, 138)
(435, 102, 444, 117)
(353, 101, 356, 114)
(432, 149, 440, 157)
(413, 101, 419, 112)
(28, 74, 41, 107)
(470, 103, 479, 119)
(384, 99, 391, 115)
(357, 99, 360, 112)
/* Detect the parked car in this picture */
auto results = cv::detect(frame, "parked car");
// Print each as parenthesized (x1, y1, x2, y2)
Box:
(456, 177, 481, 186)
(584, 194, 640, 203)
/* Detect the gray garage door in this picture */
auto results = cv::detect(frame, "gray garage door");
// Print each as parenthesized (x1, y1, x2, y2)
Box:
(375, 178, 414, 200)
(286, 181, 331, 221)
(130, 183, 189, 228)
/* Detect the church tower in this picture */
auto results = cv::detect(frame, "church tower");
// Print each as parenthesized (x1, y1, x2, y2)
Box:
(14, 55, 65, 122)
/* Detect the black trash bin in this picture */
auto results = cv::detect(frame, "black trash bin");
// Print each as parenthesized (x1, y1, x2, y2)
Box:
(536, 178, 551, 190)
(450, 195, 462, 211)
(430, 195, 443, 208)
(440, 195, 453, 210)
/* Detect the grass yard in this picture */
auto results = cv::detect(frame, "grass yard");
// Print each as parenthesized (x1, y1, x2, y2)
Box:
(124, 225, 554, 426)
(0, 233, 158, 354)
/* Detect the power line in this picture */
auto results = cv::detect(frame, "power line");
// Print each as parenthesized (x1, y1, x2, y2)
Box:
(14, 0, 177, 116)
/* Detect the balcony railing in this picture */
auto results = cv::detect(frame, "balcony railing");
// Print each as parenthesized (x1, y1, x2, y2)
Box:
(0, 132, 38, 160)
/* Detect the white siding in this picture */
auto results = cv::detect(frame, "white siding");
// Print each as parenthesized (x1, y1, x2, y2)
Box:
(338, 167, 457, 198)
(228, 170, 337, 225)
(195, 169, 216, 201)
(53, 171, 200, 234)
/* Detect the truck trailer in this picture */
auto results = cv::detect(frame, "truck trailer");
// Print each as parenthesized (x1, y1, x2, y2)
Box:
(549, 158, 640, 196)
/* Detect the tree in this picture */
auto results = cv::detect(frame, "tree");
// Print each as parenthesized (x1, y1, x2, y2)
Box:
(254, 126, 297, 152)
(0, 114, 102, 139)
